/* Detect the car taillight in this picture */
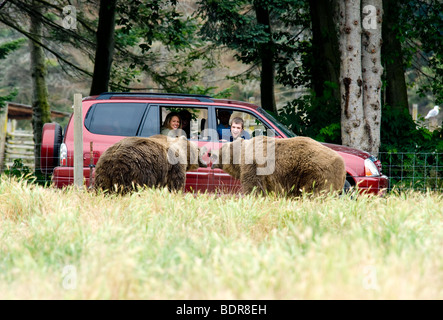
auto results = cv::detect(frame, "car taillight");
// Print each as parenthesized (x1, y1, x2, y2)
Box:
(60, 143, 67, 166)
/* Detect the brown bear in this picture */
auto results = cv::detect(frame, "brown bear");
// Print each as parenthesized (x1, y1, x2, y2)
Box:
(94, 135, 206, 194)
(212, 135, 346, 197)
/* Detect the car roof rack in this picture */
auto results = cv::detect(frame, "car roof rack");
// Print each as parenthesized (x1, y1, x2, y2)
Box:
(96, 92, 214, 103)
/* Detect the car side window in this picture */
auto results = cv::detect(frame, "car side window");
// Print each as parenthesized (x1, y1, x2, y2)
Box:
(215, 109, 275, 142)
(139, 105, 160, 137)
(161, 106, 209, 141)
(241, 111, 277, 137)
(191, 109, 210, 141)
(85, 103, 147, 136)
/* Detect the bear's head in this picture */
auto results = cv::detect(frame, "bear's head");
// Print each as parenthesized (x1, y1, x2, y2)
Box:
(167, 136, 207, 171)
(187, 139, 208, 171)
(210, 138, 243, 179)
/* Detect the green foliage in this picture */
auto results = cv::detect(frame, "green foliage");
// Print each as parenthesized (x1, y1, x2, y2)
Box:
(398, 0, 443, 103)
(117, 0, 198, 52)
(0, 38, 25, 59)
(112, 0, 214, 91)
(3, 159, 31, 180)
(3, 159, 50, 186)
(0, 89, 16, 113)
(381, 104, 443, 153)
(380, 104, 443, 191)
(276, 81, 341, 143)
(0, 38, 24, 112)
(197, 0, 310, 85)
(198, 0, 263, 63)
(1, 0, 212, 95)
(275, 39, 312, 88)
(379, 0, 442, 192)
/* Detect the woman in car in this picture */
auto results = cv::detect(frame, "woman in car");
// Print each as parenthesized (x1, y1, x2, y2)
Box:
(161, 112, 186, 137)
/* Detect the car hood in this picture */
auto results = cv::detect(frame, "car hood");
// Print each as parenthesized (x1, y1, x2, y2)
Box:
(321, 143, 372, 159)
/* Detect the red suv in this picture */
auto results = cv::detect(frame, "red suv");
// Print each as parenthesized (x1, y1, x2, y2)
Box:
(41, 92, 389, 195)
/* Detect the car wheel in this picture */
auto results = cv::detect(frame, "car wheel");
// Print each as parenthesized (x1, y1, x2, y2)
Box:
(40, 122, 63, 174)
(53, 123, 63, 167)
(342, 179, 352, 195)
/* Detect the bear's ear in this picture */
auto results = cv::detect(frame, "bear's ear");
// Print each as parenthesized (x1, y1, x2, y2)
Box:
(210, 152, 218, 162)
(196, 147, 208, 168)
(208, 149, 219, 163)
(209, 150, 220, 169)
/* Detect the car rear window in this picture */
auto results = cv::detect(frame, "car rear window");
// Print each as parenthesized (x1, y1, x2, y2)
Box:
(85, 103, 147, 136)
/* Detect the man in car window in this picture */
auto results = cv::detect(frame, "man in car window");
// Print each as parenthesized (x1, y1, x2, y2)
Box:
(178, 109, 192, 138)
(229, 117, 251, 141)
(217, 110, 232, 139)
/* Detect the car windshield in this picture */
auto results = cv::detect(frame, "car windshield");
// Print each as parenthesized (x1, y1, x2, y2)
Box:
(257, 107, 296, 138)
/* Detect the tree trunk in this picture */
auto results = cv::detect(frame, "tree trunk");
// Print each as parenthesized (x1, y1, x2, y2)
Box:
(362, 0, 383, 156)
(90, 0, 117, 96)
(382, 0, 408, 113)
(254, 3, 277, 115)
(30, 2, 51, 171)
(309, 0, 340, 101)
(337, 0, 365, 149)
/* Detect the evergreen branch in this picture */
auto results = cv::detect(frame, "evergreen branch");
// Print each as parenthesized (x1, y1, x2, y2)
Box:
(8, 0, 95, 48)
(411, 61, 436, 81)
(32, 0, 97, 35)
(0, 15, 93, 77)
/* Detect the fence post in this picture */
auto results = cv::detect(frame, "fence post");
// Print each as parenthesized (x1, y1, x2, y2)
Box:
(429, 118, 438, 131)
(412, 104, 418, 122)
(0, 104, 8, 171)
(73, 93, 83, 188)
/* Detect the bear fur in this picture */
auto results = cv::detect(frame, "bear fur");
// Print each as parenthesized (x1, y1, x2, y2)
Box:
(212, 136, 346, 197)
(94, 134, 205, 194)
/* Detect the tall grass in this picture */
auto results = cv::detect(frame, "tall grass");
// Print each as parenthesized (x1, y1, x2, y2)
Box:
(0, 176, 442, 299)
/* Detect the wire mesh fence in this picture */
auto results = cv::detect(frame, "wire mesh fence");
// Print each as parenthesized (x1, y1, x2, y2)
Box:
(1, 147, 443, 194)
(378, 152, 443, 192)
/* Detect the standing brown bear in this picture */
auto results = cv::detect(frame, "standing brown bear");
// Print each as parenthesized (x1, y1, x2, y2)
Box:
(212, 136, 346, 197)
(94, 135, 205, 194)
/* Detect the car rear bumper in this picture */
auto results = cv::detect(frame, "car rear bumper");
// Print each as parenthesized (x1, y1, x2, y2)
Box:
(52, 167, 93, 188)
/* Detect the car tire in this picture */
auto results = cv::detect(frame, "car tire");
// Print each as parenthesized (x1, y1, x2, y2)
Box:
(53, 123, 63, 167)
(40, 123, 63, 174)
(344, 179, 352, 191)
(341, 179, 353, 197)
